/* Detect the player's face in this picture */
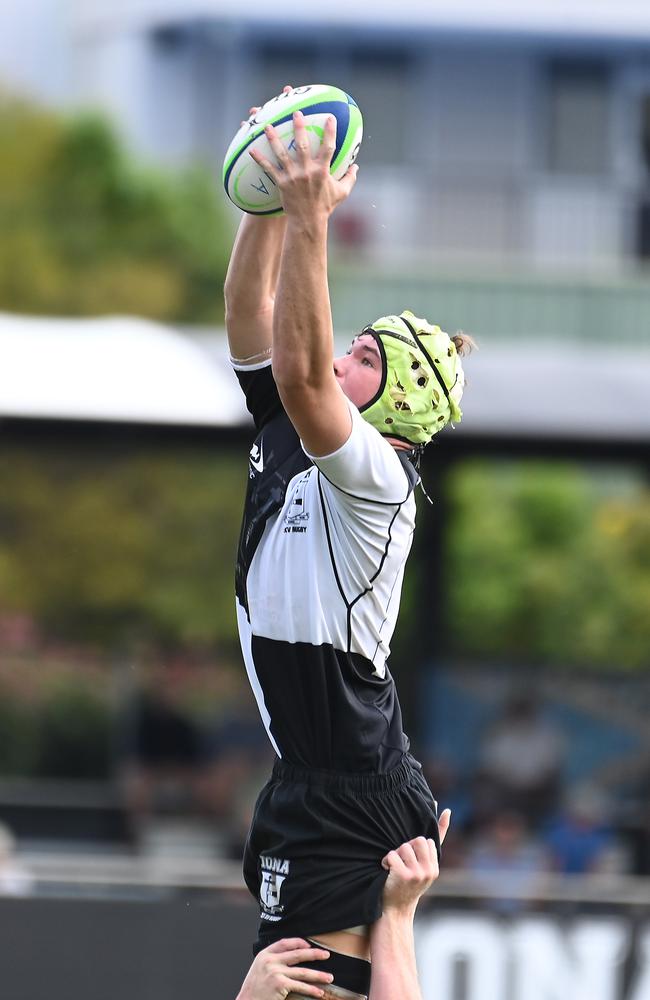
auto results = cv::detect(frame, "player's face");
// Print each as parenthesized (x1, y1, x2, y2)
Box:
(333, 334, 383, 408)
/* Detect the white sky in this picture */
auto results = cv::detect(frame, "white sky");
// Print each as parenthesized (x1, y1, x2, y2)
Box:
(73, 0, 650, 40)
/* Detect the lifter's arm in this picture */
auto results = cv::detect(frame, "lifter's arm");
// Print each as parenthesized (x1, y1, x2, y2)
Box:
(249, 111, 358, 456)
(369, 811, 451, 1000)
(236, 939, 332, 1000)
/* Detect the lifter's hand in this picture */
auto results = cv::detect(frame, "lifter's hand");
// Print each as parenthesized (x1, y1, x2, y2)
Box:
(249, 111, 358, 224)
(380, 809, 451, 917)
(236, 939, 333, 1000)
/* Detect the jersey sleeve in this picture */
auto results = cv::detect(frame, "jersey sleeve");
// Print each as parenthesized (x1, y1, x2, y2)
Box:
(303, 401, 413, 504)
(232, 359, 284, 432)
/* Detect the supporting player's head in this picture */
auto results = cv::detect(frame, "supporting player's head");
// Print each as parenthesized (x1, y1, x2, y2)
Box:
(346, 310, 472, 447)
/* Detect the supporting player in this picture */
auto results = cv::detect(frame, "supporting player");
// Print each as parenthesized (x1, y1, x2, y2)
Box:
(225, 92, 472, 1000)
(237, 818, 450, 1000)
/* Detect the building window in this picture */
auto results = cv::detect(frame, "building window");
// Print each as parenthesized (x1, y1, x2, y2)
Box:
(640, 93, 650, 175)
(254, 43, 320, 103)
(547, 60, 610, 175)
(343, 49, 410, 165)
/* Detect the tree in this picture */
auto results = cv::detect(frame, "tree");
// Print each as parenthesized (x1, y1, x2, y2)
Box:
(446, 460, 650, 671)
(0, 92, 232, 322)
(0, 443, 246, 650)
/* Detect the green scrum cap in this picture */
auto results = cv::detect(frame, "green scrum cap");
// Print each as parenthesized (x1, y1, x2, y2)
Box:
(358, 310, 465, 446)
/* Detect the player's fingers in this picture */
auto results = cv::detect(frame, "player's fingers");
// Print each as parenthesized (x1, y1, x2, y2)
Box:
(292, 111, 311, 165)
(248, 145, 278, 182)
(318, 114, 337, 165)
(438, 808, 451, 846)
(336, 163, 359, 199)
(240, 106, 260, 127)
(282, 84, 293, 93)
(264, 123, 292, 171)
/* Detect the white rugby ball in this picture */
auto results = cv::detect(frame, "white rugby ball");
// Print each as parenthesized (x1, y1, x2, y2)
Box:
(223, 84, 363, 215)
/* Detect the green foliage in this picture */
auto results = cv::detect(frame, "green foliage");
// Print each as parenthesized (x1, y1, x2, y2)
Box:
(35, 684, 112, 778)
(0, 657, 112, 777)
(0, 443, 246, 649)
(446, 460, 650, 670)
(0, 93, 232, 322)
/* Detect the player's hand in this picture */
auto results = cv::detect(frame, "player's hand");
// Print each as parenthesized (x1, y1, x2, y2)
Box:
(380, 809, 451, 915)
(236, 938, 333, 1000)
(240, 84, 293, 127)
(249, 110, 358, 224)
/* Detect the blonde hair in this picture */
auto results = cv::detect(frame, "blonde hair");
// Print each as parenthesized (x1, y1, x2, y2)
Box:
(452, 331, 477, 357)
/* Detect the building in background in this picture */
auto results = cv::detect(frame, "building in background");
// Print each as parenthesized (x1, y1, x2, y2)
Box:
(5, 0, 650, 277)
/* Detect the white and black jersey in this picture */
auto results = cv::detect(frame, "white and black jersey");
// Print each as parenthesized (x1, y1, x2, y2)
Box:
(234, 360, 418, 774)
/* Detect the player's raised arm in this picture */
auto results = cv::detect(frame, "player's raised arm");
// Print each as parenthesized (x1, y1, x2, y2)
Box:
(224, 214, 286, 365)
(224, 88, 293, 367)
(249, 110, 359, 456)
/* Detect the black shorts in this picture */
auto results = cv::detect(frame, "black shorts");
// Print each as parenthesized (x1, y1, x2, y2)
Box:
(243, 753, 439, 953)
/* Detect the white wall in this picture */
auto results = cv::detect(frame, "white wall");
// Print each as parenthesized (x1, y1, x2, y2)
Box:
(0, 0, 72, 104)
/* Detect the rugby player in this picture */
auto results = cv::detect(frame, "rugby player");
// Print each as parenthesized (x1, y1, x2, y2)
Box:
(225, 103, 471, 999)
(237, 821, 450, 1000)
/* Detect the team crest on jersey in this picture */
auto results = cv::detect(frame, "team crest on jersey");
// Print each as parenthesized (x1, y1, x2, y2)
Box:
(283, 473, 310, 534)
(259, 855, 290, 920)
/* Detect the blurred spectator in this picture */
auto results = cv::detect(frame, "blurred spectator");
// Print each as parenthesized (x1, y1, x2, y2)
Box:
(0, 823, 34, 896)
(598, 749, 650, 875)
(604, 752, 650, 876)
(475, 692, 565, 827)
(543, 783, 625, 875)
(332, 208, 368, 248)
(198, 689, 273, 858)
(629, 800, 650, 876)
(466, 811, 550, 915)
(0, 612, 39, 655)
(118, 662, 202, 841)
(421, 755, 468, 869)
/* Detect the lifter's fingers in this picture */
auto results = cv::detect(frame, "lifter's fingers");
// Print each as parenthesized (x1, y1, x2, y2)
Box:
(396, 840, 419, 866)
(284, 979, 330, 999)
(438, 808, 451, 846)
(381, 848, 410, 873)
(265, 938, 312, 954)
(409, 836, 433, 866)
(284, 947, 330, 966)
(288, 968, 335, 984)
(318, 114, 337, 165)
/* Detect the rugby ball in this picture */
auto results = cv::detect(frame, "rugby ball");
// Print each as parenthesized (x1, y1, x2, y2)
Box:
(223, 84, 363, 215)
